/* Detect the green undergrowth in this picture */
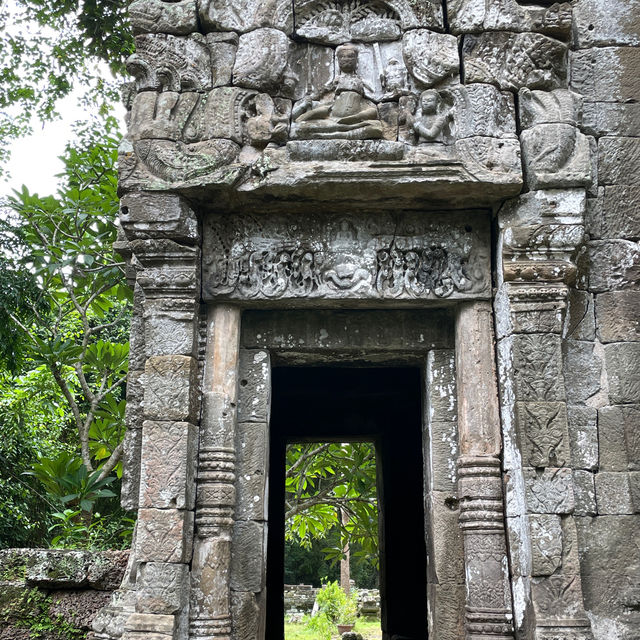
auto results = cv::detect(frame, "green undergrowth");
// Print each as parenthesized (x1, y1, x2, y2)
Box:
(285, 618, 382, 640)
(0, 587, 83, 640)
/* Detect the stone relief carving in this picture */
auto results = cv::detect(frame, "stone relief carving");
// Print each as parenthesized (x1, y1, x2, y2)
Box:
(232, 28, 294, 93)
(126, 34, 213, 92)
(519, 89, 591, 189)
(448, 0, 572, 39)
(402, 30, 459, 89)
(289, 0, 443, 43)
(463, 32, 567, 91)
(202, 211, 490, 302)
(402, 90, 453, 144)
(128, 0, 198, 35)
(291, 43, 384, 140)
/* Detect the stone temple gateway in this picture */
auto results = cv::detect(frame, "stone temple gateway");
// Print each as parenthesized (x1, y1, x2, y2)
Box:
(92, 0, 640, 639)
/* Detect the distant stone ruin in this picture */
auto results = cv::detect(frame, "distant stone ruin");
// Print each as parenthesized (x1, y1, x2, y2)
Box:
(92, 0, 640, 639)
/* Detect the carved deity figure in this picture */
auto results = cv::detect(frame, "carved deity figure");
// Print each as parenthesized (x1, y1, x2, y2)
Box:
(407, 89, 452, 144)
(381, 57, 408, 100)
(291, 44, 384, 140)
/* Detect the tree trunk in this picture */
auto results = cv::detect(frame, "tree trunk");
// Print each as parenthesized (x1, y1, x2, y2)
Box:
(340, 507, 350, 594)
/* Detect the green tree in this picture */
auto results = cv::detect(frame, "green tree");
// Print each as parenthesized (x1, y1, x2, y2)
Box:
(285, 442, 379, 575)
(0, 0, 132, 167)
(0, 115, 130, 479)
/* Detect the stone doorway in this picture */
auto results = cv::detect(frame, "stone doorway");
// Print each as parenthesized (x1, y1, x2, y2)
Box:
(267, 366, 427, 640)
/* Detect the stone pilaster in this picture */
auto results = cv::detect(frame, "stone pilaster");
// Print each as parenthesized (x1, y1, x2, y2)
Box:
(93, 192, 201, 640)
(495, 190, 593, 640)
(190, 305, 241, 640)
(455, 303, 515, 640)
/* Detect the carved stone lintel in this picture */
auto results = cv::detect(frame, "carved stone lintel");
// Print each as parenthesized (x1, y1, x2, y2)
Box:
(203, 211, 490, 303)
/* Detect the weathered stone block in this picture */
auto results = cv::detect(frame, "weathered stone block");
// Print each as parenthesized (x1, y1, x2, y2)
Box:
(515, 402, 570, 468)
(235, 422, 268, 521)
(198, 0, 287, 33)
(562, 340, 602, 404)
(463, 32, 567, 91)
(237, 350, 271, 423)
(521, 125, 591, 190)
(629, 472, 640, 513)
(232, 29, 290, 93)
(426, 349, 457, 423)
(231, 591, 264, 640)
(564, 290, 595, 342)
(519, 89, 583, 129)
(426, 422, 458, 493)
(135, 509, 194, 564)
(566, 406, 598, 471)
(127, 34, 213, 92)
(498, 189, 586, 229)
(139, 421, 197, 510)
(530, 574, 586, 621)
(426, 582, 465, 640)
(448, 84, 516, 140)
(448, 0, 571, 38)
(124, 612, 175, 635)
(572, 470, 597, 516)
(128, 0, 198, 35)
(605, 343, 640, 404)
(571, 47, 640, 102)
(143, 299, 198, 358)
(530, 514, 562, 576)
(144, 356, 198, 422)
(523, 468, 574, 514)
(136, 562, 189, 615)
(25, 550, 89, 587)
(426, 492, 465, 587)
(505, 515, 531, 578)
(511, 334, 565, 402)
(242, 310, 454, 351)
(231, 521, 265, 592)
(583, 102, 640, 138)
(121, 419, 143, 512)
(573, 0, 640, 47)
(599, 137, 640, 186)
(599, 405, 640, 471)
(599, 185, 640, 240)
(402, 30, 459, 90)
(595, 292, 640, 343)
(577, 240, 640, 293)
(595, 472, 633, 515)
(206, 32, 238, 87)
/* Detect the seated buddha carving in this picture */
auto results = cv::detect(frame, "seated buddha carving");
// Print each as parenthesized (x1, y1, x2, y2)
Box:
(291, 43, 384, 140)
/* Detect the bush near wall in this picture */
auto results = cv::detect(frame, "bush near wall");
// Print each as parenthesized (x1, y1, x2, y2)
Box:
(0, 549, 127, 640)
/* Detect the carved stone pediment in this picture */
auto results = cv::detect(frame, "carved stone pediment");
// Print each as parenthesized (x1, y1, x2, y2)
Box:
(202, 210, 490, 304)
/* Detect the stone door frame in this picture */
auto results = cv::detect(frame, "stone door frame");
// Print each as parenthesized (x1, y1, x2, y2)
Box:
(189, 303, 514, 640)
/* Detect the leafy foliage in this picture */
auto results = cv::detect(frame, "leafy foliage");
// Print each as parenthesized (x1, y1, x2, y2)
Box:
(0, 117, 134, 548)
(0, 0, 131, 166)
(0, 116, 130, 481)
(285, 442, 379, 570)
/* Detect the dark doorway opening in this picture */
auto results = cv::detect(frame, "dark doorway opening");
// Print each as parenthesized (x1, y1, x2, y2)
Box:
(266, 367, 428, 640)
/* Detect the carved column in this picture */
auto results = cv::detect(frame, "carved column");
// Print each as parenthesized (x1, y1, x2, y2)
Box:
(190, 305, 241, 640)
(456, 302, 515, 640)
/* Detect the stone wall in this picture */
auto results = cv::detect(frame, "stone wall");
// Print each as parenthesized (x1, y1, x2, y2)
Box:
(0, 549, 128, 640)
(89, 0, 640, 638)
(493, 2, 640, 639)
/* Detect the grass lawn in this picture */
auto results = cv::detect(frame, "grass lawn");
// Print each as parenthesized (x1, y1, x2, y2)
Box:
(285, 618, 382, 640)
